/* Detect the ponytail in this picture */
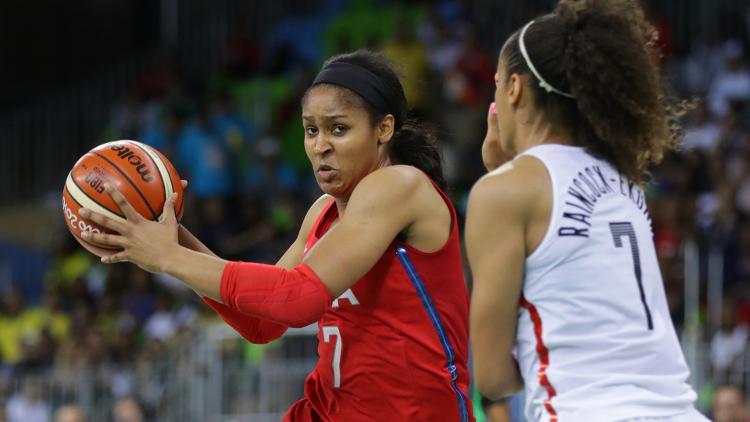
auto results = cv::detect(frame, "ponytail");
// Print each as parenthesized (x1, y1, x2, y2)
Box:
(501, 0, 683, 183)
(389, 119, 446, 191)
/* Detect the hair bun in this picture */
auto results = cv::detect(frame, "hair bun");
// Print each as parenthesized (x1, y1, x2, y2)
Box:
(556, 0, 654, 45)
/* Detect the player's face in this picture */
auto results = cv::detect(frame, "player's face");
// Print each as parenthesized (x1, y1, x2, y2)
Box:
(302, 85, 387, 198)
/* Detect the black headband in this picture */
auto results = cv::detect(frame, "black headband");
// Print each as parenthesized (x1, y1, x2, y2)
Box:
(312, 62, 395, 117)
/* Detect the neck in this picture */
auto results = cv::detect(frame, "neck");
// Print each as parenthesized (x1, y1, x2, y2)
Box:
(334, 197, 349, 217)
(335, 155, 392, 217)
(514, 114, 576, 155)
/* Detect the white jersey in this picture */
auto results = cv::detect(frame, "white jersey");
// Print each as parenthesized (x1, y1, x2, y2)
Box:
(511, 145, 702, 422)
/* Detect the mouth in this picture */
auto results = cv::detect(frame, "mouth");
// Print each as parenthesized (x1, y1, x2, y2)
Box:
(316, 164, 337, 181)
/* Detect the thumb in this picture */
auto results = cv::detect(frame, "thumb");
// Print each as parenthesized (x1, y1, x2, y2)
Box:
(160, 193, 178, 224)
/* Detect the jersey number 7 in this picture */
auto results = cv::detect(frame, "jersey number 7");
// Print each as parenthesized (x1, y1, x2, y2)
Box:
(609, 222, 654, 330)
(322, 325, 342, 387)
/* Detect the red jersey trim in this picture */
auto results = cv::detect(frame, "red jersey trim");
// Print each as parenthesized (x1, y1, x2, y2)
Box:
(396, 171, 458, 257)
(519, 294, 558, 421)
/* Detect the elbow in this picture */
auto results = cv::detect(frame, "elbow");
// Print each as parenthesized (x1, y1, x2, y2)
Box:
(286, 317, 321, 329)
(244, 329, 287, 344)
(473, 361, 524, 400)
(476, 378, 523, 401)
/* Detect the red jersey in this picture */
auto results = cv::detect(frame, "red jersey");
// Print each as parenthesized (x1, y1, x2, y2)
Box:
(284, 182, 474, 421)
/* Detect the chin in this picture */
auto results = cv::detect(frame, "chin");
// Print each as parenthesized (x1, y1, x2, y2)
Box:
(318, 180, 346, 198)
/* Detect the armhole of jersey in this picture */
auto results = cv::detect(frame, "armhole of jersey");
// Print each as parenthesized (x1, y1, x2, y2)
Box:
(398, 169, 457, 257)
(305, 199, 337, 246)
(520, 152, 558, 262)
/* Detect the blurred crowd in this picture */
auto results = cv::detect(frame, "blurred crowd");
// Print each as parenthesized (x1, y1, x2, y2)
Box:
(2, 0, 750, 420)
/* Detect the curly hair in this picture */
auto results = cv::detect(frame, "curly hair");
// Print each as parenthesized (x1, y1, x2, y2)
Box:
(501, 0, 683, 183)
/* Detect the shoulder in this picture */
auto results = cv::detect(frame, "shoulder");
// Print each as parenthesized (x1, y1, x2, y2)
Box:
(297, 194, 334, 240)
(308, 193, 335, 216)
(469, 155, 549, 219)
(351, 165, 431, 203)
(345, 165, 443, 230)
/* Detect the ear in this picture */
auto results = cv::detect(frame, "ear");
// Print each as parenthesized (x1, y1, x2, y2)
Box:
(507, 73, 524, 107)
(377, 114, 396, 145)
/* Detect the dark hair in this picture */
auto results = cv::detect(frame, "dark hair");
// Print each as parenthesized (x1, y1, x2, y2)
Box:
(305, 50, 447, 191)
(501, 0, 683, 183)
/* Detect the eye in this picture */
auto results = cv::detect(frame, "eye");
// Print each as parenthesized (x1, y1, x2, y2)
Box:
(332, 125, 347, 136)
(305, 126, 318, 136)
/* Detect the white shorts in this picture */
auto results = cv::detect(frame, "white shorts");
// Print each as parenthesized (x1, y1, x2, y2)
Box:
(622, 408, 711, 422)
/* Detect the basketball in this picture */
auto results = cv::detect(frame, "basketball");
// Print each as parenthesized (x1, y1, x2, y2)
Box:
(61, 140, 184, 254)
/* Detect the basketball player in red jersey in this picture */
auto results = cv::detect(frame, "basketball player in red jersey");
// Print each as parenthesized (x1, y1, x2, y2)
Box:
(78, 50, 473, 421)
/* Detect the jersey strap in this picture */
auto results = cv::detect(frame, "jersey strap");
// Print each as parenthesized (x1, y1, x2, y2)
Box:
(396, 246, 469, 422)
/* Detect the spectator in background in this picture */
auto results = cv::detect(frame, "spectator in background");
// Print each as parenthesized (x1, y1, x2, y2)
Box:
(0, 288, 48, 367)
(710, 298, 749, 386)
(713, 385, 749, 422)
(106, 95, 145, 140)
(241, 137, 300, 199)
(381, 16, 430, 112)
(5, 377, 50, 422)
(708, 40, 750, 118)
(111, 397, 143, 422)
(679, 30, 724, 96)
(53, 404, 85, 422)
(211, 92, 254, 157)
(121, 268, 158, 325)
(683, 100, 721, 153)
(218, 17, 262, 78)
(174, 106, 235, 199)
(143, 293, 176, 342)
(138, 108, 184, 158)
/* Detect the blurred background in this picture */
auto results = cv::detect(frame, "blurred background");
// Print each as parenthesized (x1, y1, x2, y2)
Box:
(0, 0, 749, 420)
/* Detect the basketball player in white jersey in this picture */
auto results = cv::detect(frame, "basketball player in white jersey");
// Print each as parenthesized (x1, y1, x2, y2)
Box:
(466, 1, 709, 421)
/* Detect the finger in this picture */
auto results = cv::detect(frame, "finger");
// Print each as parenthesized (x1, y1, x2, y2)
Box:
(101, 252, 129, 264)
(159, 193, 178, 224)
(487, 102, 498, 127)
(180, 180, 188, 189)
(79, 208, 128, 234)
(104, 184, 143, 222)
(80, 230, 128, 248)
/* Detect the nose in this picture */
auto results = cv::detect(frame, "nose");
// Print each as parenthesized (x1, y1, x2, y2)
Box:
(312, 135, 333, 155)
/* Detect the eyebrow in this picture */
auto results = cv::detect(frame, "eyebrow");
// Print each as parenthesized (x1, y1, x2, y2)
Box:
(302, 114, 349, 121)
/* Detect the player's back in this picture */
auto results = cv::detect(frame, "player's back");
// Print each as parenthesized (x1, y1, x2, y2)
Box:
(514, 144, 697, 421)
(286, 185, 473, 421)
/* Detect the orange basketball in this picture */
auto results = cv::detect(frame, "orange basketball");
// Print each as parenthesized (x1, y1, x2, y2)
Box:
(62, 140, 185, 255)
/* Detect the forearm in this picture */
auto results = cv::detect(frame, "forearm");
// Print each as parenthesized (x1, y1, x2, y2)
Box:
(163, 245, 227, 300)
(475, 356, 524, 400)
(178, 225, 217, 257)
(163, 247, 332, 327)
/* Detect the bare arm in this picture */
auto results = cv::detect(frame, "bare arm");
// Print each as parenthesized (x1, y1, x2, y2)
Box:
(466, 163, 530, 399)
(81, 166, 440, 305)
(162, 166, 434, 299)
